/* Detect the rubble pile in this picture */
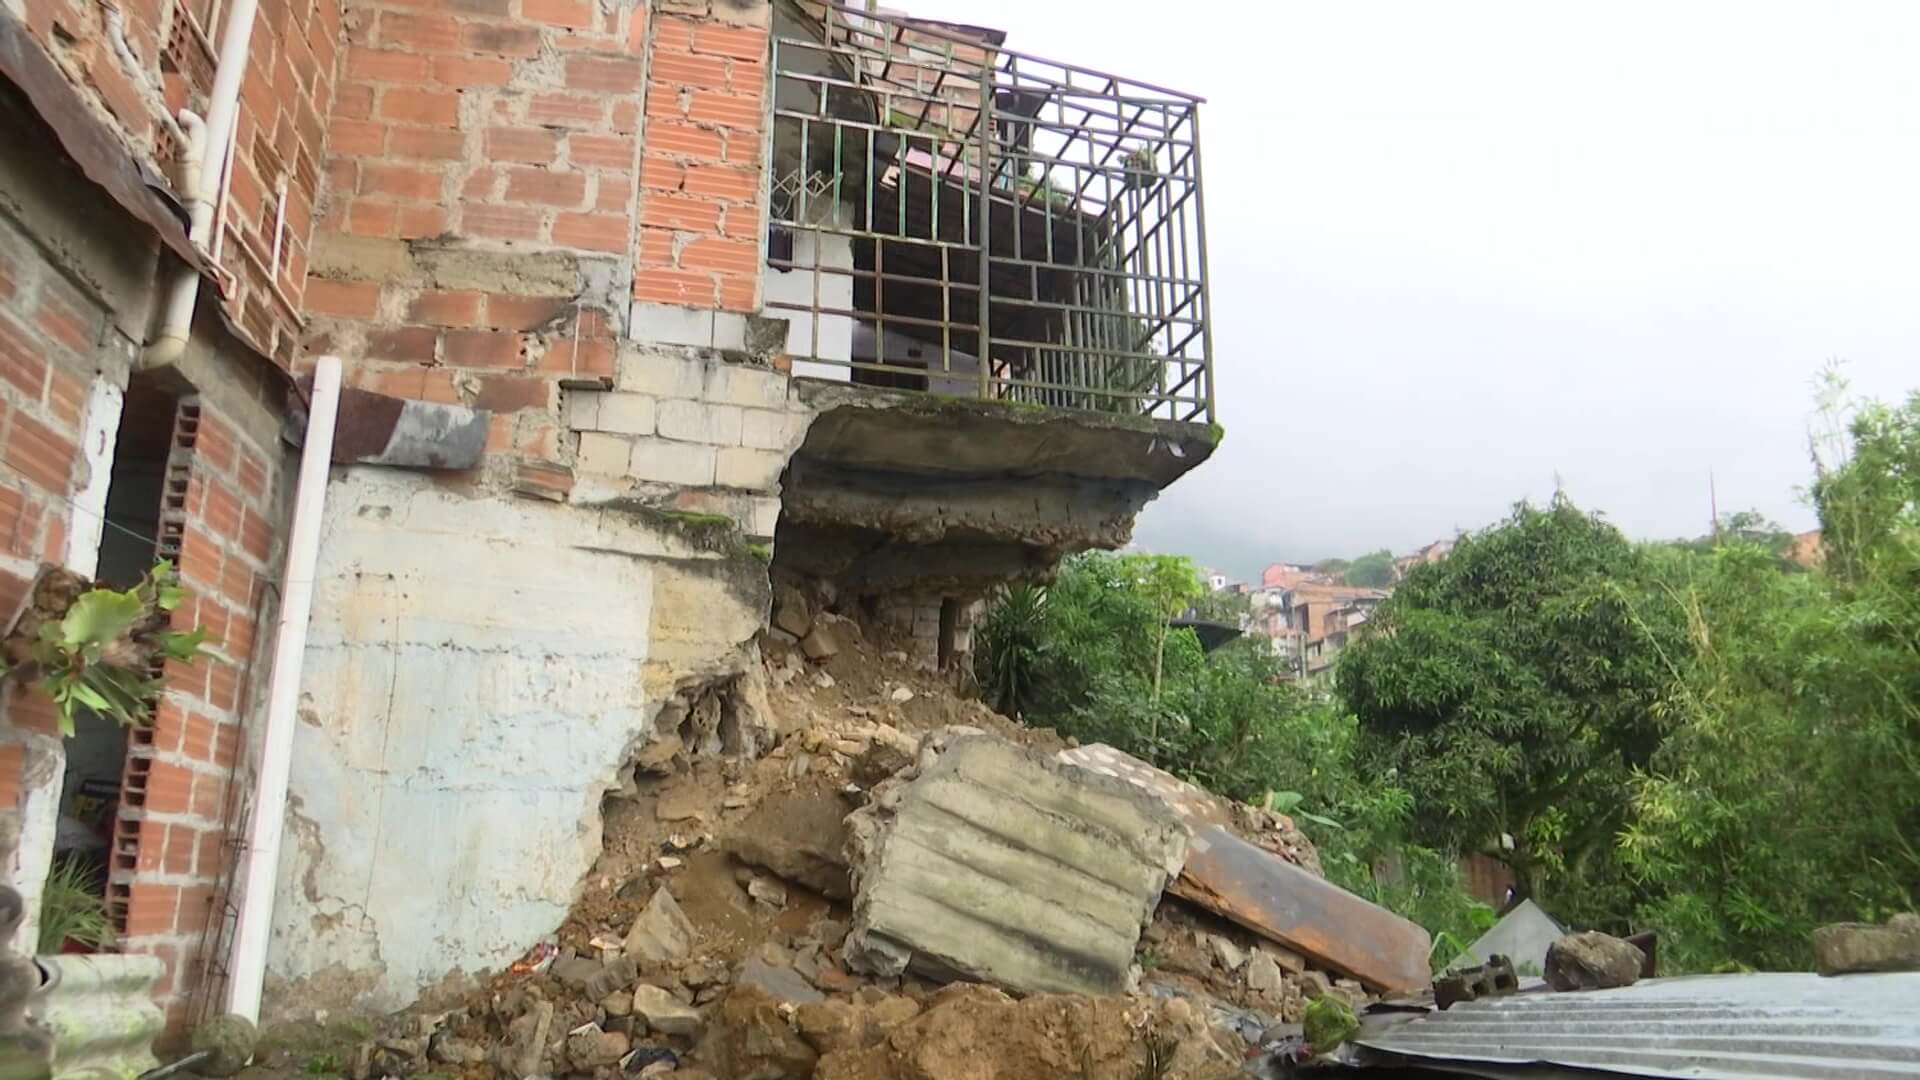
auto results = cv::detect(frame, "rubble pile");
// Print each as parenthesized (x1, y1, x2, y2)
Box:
(313, 604, 1430, 1079)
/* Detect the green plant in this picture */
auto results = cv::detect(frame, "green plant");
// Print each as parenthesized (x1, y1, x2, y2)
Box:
(0, 562, 207, 735)
(37, 854, 113, 954)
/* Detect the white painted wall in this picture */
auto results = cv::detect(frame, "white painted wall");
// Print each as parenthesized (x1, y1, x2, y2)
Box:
(268, 468, 765, 1011)
(763, 230, 854, 382)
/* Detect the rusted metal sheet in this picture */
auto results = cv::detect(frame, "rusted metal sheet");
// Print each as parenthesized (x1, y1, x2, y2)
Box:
(0, 12, 205, 272)
(290, 383, 488, 469)
(1169, 824, 1431, 994)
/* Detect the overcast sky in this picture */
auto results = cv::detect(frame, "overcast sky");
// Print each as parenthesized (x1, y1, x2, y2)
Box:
(907, 0, 1920, 580)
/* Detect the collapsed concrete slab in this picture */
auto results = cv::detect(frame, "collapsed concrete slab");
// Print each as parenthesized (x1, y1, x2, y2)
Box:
(843, 734, 1188, 996)
(1169, 825, 1431, 995)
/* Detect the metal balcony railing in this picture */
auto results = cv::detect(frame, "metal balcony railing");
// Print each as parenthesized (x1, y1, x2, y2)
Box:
(765, 2, 1215, 423)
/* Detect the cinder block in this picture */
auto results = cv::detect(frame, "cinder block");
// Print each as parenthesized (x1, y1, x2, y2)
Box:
(739, 407, 810, 451)
(629, 301, 715, 347)
(566, 390, 603, 430)
(711, 312, 748, 351)
(598, 392, 657, 436)
(656, 399, 743, 445)
(617, 351, 707, 398)
(576, 431, 634, 476)
(749, 495, 781, 537)
(716, 446, 788, 490)
(706, 363, 788, 409)
(630, 438, 717, 486)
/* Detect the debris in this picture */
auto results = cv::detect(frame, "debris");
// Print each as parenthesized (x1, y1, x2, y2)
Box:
(1168, 825, 1430, 993)
(625, 888, 697, 967)
(1812, 913, 1920, 976)
(812, 670, 836, 689)
(508, 941, 558, 977)
(1207, 934, 1246, 974)
(746, 874, 788, 908)
(772, 584, 813, 639)
(693, 985, 818, 1079)
(631, 984, 705, 1037)
(655, 855, 684, 872)
(567, 1024, 631, 1068)
(723, 788, 854, 900)
(1303, 994, 1358, 1054)
(739, 956, 825, 1004)
(499, 999, 554, 1078)
(1299, 970, 1332, 1000)
(888, 686, 914, 703)
(553, 954, 605, 988)
(189, 1014, 258, 1077)
(1245, 951, 1285, 994)
(843, 733, 1188, 995)
(1435, 954, 1519, 1010)
(801, 623, 840, 661)
(635, 733, 683, 774)
(602, 989, 634, 1017)
(586, 955, 640, 999)
(656, 791, 706, 823)
(1544, 931, 1646, 991)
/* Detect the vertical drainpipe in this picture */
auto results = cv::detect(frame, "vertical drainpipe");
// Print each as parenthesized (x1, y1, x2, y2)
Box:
(223, 355, 342, 1022)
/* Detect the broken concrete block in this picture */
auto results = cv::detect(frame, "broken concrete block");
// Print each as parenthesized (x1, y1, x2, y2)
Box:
(624, 888, 697, 967)
(585, 955, 639, 999)
(723, 789, 854, 900)
(1812, 913, 1920, 975)
(694, 985, 818, 1080)
(631, 984, 704, 1037)
(739, 956, 825, 1004)
(551, 954, 604, 988)
(1245, 951, 1285, 994)
(566, 1025, 629, 1068)
(747, 875, 788, 908)
(843, 734, 1188, 996)
(1169, 825, 1430, 994)
(772, 584, 813, 639)
(1544, 931, 1645, 991)
(800, 623, 840, 660)
(1208, 934, 1247, 974)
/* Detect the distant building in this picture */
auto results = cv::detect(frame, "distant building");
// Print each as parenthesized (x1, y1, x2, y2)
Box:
(1248, 582, 1389, 681)
(1392, 538, 1455, 581)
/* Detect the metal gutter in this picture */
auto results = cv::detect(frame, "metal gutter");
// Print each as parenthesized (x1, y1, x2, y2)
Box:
(1344, 971, 1920, 1079)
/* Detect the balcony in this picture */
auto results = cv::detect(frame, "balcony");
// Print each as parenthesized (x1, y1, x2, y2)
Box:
(765, 2, 1214, 424)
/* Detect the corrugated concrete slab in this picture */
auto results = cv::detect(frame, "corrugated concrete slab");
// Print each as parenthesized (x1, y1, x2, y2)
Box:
(845, 735, 1188, 996)
(1170, 825, 1431, 994)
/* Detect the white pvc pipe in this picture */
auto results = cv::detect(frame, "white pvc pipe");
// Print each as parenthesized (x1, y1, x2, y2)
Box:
(224, 354, 341, 1022)
(192, 0, 258, 239)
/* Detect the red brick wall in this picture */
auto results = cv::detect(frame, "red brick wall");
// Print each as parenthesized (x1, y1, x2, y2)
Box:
(16, 0, 344, 366)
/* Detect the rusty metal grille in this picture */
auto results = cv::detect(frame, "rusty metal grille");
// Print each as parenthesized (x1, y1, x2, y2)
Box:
(767, 2, 1214, 423)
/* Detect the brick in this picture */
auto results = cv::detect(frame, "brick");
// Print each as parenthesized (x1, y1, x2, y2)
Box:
(197, 412, 238, 476)
(504, 167, 588, 207)
(536, 335, 614, 379)
(208, 661, 240, 710)
(679, 235, 758, 274)
(639, 193, 722, 232)
(239, 508, 274, 562)
(526, 94, 604, 129)
(691, 21, 765, 60)
(486, 126, 561, 164)
(740, 407, 801, 450)
(463, 23, 542, 56)
(486, 294, 571, 330)
(36, 281, 96, 352)
(358, 364, 461, 403)
(656, 398, 741, 444)
(444, 329, 524, 368)
(610, 101, 640, 133)
(431, 56, 514, 86)
(236, 454, 268, 500)
(0, 323, 48, 398)
(569, 133, 636, 170)
(522, 0, 592, 27)
(471, 374, 551, 412)
(125, 883, 180, 937)
(368, 327, 440, 361)
(378, 88, 459, 127)
(360, 164, 443, 200)
(717, 206, 761, 240)
(648, 117, 729, 159)
(197, 827, 226, 874)
(628, 438, 716, 485)
(513, 459, 574, 500)
(408, 289, 485, 326)
(328, 118, 387, 157)
(460, 204, 543, 242)
(3, 411, 76, 492)
(575, 431, 632, 475)
(552, 212, 628, 253)
(398, 204, 452, 238)
(717, 273, 757, 312)
(640, 155, 685, 192)
(594, 175, 632, 212)
(45, 369, 83, 428)
(564, 55, 643, 93)
(7, 686, 59, 736)
(220, 556, 255, 607)
(380, 11, 459, 51)
(213, 724, 241, 769)
(145, 760, 195, 814)
(632, 268, 716, 307)
(201, 479, 244, 537)
(594, 391, 654, 435)
(347, 46, 431, 82)
(648, 49, 728, 90)
(389, 127, 468, 160)
(682, 161, 756, 200)
(716, 445, 785, 489)
(685, 89, 761, 128)
(345, 200, 399, 237)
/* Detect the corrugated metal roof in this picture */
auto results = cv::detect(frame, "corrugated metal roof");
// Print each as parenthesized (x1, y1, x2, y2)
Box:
(1347, 972, 1920, 1079)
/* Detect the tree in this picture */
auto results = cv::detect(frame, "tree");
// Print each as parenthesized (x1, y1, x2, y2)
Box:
(1336, 496, 1685, 914)
(1343, 549, 1395, 587)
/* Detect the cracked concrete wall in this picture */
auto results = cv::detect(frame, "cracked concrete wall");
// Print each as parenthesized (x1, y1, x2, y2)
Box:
(266, 466, 771, 1016)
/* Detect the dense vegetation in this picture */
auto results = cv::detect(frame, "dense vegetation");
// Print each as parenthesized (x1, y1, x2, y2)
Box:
(977, 385, 1920, 974)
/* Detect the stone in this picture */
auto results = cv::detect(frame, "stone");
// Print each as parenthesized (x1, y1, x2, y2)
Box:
(842, 734, 1188, 996)
(428, 1035, 486, 1066)
(1545, 931, 1646, 991)
(601, 990, 633, 1017)
(632, 984, 705, 1038)
(565, 1025, 629, 1068)
(723, 790, 854, 899)
(810, 919, 850, 950)
(1207, 934, 1247, 973)
(586, 955, 639, 999)
(1812, 914, 1920, 975)
(794, 999, 866, 1055)
(801, 623, 840, 661)
(500, 999, 553, 1078)
(693, 985, 818, 1080)
(635, 733, 683, 774)
(739, 956, 826, 1004)
(747, 875, 788, 908)
(1258, 943, 1307, 974)
(772, 584, 813, 638)
(192, 1014, 258, 1077)
(656, 792, 705, 823)
(625, 888, 698, 967)
(888, 686, 914, 703)
(1299, 970, 1333, 1000)
(1245, 951, 1285, 993)
(552, 955, 605, 988)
